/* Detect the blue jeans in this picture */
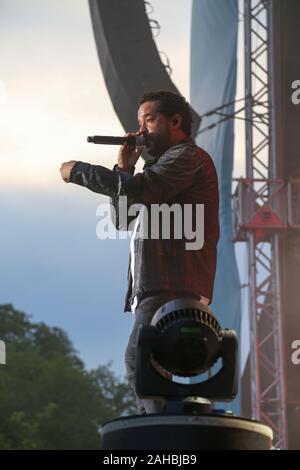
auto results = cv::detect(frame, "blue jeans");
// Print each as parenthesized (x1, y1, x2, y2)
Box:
(125, 291, 198, 414)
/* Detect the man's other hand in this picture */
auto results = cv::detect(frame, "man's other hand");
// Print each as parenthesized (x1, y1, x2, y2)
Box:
(60, 160, 77, 183)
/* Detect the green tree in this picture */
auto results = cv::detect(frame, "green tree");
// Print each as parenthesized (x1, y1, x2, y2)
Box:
(0, 304, 136, 449)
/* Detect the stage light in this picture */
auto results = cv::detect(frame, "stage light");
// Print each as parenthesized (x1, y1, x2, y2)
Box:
(101, 298, 273, 450)
(150, 298, 222, 376)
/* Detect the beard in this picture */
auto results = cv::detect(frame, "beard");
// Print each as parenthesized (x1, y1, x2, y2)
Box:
(145, 130, 172, 157)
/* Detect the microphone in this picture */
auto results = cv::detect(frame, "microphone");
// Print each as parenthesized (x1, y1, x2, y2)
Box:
(87, 135, 147, 146)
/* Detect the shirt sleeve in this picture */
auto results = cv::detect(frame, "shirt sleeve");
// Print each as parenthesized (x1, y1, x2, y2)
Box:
(69, 144, 201, 204)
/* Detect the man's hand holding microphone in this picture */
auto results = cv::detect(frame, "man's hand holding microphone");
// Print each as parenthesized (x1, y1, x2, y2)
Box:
(59, 131, 145, 183)
(116, 131, 145, 172)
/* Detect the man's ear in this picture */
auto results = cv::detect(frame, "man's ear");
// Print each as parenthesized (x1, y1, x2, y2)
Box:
(171, 113, 182, 128)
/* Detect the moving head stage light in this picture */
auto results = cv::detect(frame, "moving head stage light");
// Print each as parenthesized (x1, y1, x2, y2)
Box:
(136, 298, 237, 408)
(101, 299, 273, 450)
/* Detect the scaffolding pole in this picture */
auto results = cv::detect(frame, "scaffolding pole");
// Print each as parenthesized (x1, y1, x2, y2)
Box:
(243, 0, 287, 449)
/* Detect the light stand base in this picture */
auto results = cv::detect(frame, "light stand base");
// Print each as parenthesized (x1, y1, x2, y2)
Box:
(101, 412, 273, 450)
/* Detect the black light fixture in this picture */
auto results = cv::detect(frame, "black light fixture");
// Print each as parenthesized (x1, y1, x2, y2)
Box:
(135, 298, 238, 406)
(150, 298, 223, 376)
(101, 298, 273, 450)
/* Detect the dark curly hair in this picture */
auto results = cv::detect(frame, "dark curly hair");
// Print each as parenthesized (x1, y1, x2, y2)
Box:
(139, 90, 193, 136)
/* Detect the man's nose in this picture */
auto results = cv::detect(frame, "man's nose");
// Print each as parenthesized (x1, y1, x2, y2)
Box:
(139, 122, 147, 133)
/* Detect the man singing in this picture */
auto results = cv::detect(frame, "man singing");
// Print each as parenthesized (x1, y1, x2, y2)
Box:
(60, 90, 219, 415)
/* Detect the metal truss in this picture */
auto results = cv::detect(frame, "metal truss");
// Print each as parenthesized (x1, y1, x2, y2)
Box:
(241, 0, 287, 449)
(195, 0, 296, 449)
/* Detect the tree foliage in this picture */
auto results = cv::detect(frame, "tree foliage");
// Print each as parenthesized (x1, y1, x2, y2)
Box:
(0, 304, 136, 449)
